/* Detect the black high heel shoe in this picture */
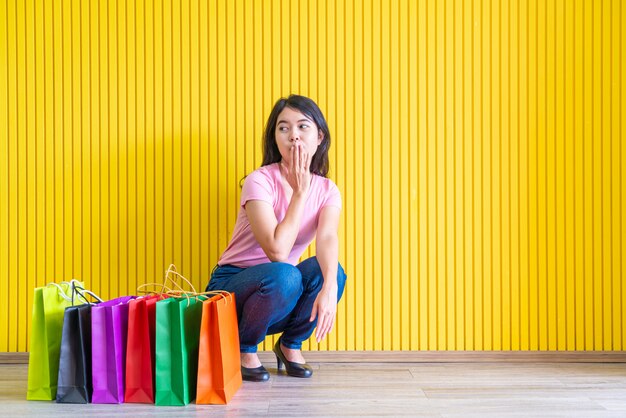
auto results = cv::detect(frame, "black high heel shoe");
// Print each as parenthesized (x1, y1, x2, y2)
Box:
(273, 338, 313, 378)
(241, 365, 270, 382)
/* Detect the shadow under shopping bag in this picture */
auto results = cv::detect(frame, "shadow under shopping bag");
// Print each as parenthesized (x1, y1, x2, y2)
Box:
(196, 292, 242, 405)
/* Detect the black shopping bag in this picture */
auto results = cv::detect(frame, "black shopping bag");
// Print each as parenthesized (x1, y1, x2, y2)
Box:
(55, 304, 93, 403)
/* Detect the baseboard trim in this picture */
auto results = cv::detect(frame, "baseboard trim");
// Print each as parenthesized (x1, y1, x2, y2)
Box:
(4, 351, 625, 364)
(304, 351, 626, 363)
(258, 351, 626, 363)
(0, 353, 29, 363)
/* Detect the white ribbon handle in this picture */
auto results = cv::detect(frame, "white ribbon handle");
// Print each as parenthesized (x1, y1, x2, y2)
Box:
(46, 282, 73, 302)
(46, 279, 102, 305)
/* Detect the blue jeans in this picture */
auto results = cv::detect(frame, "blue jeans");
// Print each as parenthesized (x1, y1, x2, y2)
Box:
(205, 256, 347, 353)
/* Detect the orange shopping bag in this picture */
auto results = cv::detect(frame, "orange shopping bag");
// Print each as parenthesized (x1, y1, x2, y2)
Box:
(196, 292, 242, 404)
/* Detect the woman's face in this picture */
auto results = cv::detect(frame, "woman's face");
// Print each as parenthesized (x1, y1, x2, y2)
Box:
(274, 107, 323, 166)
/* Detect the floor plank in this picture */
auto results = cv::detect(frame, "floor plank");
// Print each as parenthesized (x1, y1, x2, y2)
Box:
(3, 362, 625, 417)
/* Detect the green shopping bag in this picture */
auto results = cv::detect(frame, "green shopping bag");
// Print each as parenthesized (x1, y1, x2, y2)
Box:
(154, 295, 205, 406)
(27, 281, 85, 400)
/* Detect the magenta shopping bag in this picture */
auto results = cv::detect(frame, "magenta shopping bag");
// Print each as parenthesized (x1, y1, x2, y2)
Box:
(91, 296, 135, 404)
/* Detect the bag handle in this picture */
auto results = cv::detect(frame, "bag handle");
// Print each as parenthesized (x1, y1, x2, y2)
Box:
(165, 289, 233, 307)
(164, 264, 234, 305)
(139, 264, 233, 306)
(46, 282, 73, 302)
(136, 282, 175, 295)
(164, 264, 198, 294)
(71, 283, 104, 305)
(46, 279, 91, 304)
(133, 264, 197, 300)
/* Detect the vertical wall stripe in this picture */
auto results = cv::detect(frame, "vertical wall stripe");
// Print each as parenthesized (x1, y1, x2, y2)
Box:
(0, 0, 624, 352)
(1, 0, 9, 350)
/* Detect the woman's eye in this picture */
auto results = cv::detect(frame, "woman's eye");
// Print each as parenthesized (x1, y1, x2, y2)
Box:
(278, 126, 288, 132)
(299, 124, 309, 129)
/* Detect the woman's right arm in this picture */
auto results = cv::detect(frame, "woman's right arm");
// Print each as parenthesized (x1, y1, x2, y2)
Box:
(245, 144, 311, 262)
(245, 195, 306, 262)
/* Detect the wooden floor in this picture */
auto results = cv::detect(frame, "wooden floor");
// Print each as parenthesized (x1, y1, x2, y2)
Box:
(3, 360, 626, 417)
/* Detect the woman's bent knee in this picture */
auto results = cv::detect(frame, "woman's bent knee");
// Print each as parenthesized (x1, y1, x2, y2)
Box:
(260, 262, 303, 297)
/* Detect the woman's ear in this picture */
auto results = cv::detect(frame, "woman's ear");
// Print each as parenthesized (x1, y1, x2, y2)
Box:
(317, 132, 324, 146)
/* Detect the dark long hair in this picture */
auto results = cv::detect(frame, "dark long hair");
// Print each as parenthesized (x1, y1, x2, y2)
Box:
(261, 95, 331, 177)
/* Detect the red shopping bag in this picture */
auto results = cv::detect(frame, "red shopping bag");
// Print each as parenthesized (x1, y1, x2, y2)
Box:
(124, 294, 167, 403)
(196, 292, 242, 404)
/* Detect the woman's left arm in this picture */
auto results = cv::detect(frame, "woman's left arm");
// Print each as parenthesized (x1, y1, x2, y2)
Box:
(311, 205, 341, 343)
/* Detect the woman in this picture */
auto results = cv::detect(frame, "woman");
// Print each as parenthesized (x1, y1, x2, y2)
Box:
(205, 95, 347, 381)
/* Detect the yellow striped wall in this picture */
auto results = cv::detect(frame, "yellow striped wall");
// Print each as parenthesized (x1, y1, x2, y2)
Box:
(1, 0, 624, 353)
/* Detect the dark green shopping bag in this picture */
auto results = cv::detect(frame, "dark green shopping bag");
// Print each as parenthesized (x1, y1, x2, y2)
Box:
(27, 281, 84, 400)
(154, 296, 205, 406)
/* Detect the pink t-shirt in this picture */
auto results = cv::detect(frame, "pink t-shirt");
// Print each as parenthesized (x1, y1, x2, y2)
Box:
(218, 163, 342, 268)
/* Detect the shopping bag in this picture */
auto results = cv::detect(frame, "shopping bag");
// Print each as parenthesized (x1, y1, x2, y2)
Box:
(91, 296, 135, 404)
(124, 294, 168, 403)
(154, 296, 205, 406)
(55, 304, 93, 403)
(27, 281, 84, 400)
(55, 285, 102, 404)
(196, 292, 242, 404)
